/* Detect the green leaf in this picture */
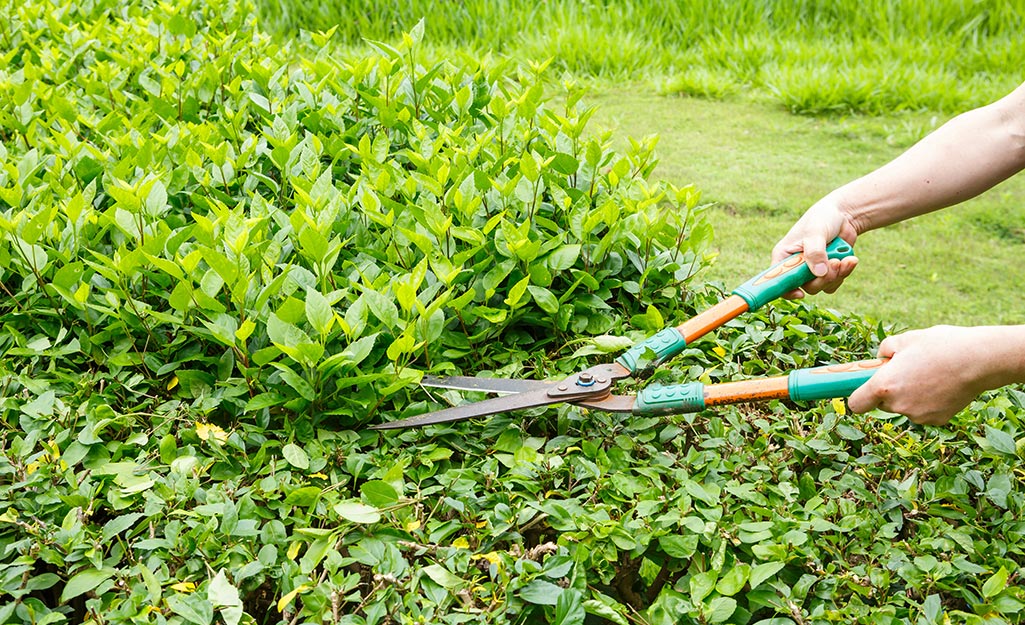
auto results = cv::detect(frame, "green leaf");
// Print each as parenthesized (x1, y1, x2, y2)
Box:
(705, 596, 737, 623)
(548, 244, 581, 271)
(520, 151, 540, 182)
(282, 443, 310, 470)
(689, 570, 717, 603)
(528, 285, 559, 314)
(272, 363, 316, 401)
(583, 597, 629, 625)
(520, 579, 563, 605)
(208, 570, 243, 625)
(267, 313, 315, 353)
(749, 561, 786, 589)
(284, 486, 322, 507)
(983, 566, 1009, 598)
(504, 275, 530, 308)
(386, 331, 416, 361)
(334, 501, 381, 524)
(361, 480, 399, 507)
(61, 568, 114, 603)
(922, 594, 942, 621)
(659, 534, 698, 559)
(363, 289, 400, 329)
(102, 512, 145, 542)
(305, 288, 334, 335)
(984, 426, 1017, 456)
(423, 563, 463, 590)
(715, 563, 750, 596)
(167, 593, 214, 625)
(555, 589, 586, 625)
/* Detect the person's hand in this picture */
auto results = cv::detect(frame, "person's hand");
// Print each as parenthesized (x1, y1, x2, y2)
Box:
(772, 198, 861, 298)
(847, 326, 1021, 425)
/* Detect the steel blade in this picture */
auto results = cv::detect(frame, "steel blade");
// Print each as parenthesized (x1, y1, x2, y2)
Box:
(421, 375, 551, 394)
(370, 386, 564, 430)
(575, 395, 636, 413)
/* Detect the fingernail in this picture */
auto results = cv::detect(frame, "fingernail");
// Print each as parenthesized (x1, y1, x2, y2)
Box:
(813, 263, 828, 277)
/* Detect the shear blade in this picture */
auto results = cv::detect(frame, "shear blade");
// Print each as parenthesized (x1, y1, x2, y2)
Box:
(369, 384, 562, 430)
(420, 375, 550, 394)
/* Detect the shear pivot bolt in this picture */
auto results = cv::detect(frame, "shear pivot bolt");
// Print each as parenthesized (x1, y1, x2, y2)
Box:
(576, 372, 596, 387)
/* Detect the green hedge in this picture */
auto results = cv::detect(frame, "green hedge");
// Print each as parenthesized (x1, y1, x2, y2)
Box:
(3, 1, 1025, 624)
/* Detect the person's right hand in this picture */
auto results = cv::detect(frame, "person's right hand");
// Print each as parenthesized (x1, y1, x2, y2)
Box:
(772, 197, 861, 298)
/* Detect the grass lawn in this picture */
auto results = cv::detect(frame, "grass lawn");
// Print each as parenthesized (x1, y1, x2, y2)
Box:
(587, 88, 1025, 330)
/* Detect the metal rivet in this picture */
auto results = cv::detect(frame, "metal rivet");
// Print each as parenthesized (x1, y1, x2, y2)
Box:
(558, 384, 568, 391)
(596, 377, 607, 384)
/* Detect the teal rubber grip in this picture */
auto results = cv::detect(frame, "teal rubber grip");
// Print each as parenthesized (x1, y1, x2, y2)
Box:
(732, 237, 854, 311)
(615, 328, 689, 374)
(787, 362, 879, 402)
(633, 382, 706, 415)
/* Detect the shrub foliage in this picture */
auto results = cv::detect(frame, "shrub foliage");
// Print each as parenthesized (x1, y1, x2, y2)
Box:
(2, 2, 1025, 625)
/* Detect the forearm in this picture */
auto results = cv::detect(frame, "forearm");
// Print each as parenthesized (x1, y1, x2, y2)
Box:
(969, 325, 1025, 391)
(832, 82, 1025, 234)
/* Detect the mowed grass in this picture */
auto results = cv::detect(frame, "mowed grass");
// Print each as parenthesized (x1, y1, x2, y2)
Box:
(260, 1, 1025, 329)
(587, 90, 1025, 330)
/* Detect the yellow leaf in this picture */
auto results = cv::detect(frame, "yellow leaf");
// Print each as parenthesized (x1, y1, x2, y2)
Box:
(309, 472, 328, 480)
(472, 552, 503, 572)
(195, 421, 228, 444)
(712, 346, 727, 358)
(167, 375, 179, 391)
(25, 462, 39, 475)
(73, 282, 90, 303)
(404, 519, 422, 532)
(475, 520, 487, 529)
(286, 541, 302, 560)
(277, 584, 312, 613)
(452, 537, 470, 549)
(171, 581, 196, 593)
(831, 397, 846, 416)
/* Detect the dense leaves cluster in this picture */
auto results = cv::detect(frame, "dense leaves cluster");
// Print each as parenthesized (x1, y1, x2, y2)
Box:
(2, 1, 1025, 625)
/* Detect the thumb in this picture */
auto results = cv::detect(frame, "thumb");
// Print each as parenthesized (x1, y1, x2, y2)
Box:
(847, 379, 879, 414)
(800, 234, 830, 278)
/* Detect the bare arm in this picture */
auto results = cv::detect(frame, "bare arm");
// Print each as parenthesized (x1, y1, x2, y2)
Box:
(835, 81, 1025, 233)
(771, 81, 1025, 426)
(773, 80, 1025, 292)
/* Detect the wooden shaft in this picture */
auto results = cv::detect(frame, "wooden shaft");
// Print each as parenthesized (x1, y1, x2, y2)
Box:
(676, 295, 749, 344)
(703, 376, 790, 406)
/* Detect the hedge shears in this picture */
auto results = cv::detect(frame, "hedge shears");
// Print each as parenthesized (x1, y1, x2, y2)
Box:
(371, 237, 883, 430)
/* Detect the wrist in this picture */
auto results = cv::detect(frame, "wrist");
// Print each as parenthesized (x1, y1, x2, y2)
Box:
(824, 190, 871, 237)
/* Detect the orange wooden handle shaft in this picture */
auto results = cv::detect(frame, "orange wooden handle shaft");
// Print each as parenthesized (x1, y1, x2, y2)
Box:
(703, 376, 791, 406)
(676, 295, 750, 344)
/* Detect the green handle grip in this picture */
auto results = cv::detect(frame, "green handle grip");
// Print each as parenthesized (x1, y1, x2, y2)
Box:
(615, 328, 690, 374)
(632, 359, 884, 415)
(617, 238, 854, 375)
(787, 359, 883, 402)
(634, 382, 706, 415)
(732, 237, 854, 311)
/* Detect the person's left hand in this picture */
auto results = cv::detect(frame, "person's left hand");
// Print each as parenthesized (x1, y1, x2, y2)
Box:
(847, 326, 1007, 425)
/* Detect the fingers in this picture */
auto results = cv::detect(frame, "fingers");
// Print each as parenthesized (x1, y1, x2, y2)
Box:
(848, 335, 904, 414)
(847, 330, 961, 426)
(798, 256, 859, 296)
